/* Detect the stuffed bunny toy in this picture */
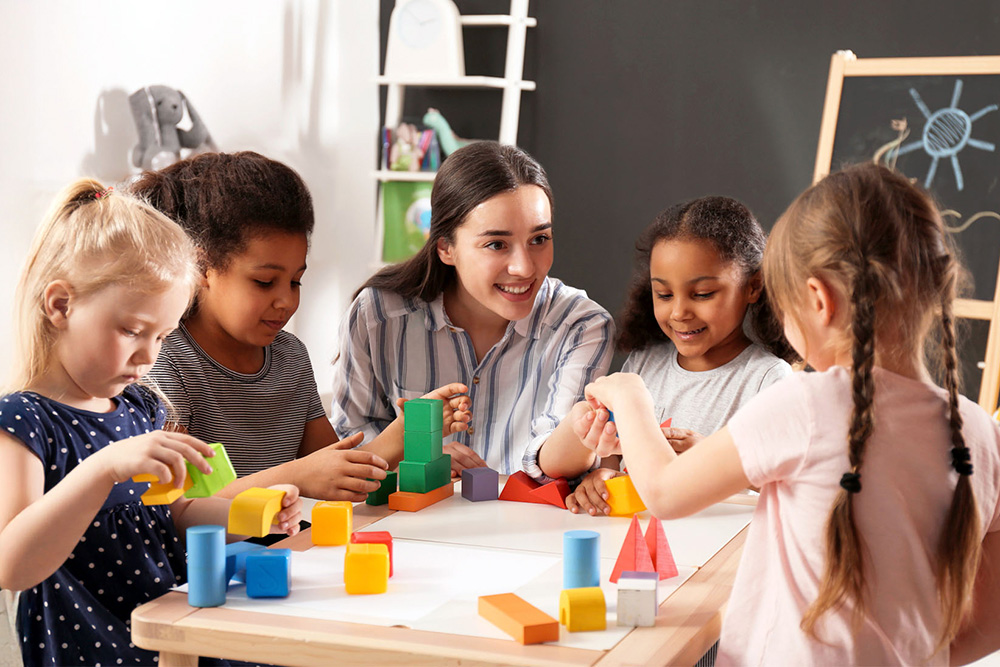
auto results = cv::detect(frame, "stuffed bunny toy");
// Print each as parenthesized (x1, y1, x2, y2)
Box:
(128, 85, 217, 171)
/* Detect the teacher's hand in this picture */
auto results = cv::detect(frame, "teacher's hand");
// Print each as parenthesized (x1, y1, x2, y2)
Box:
(443, 441, 488, 478)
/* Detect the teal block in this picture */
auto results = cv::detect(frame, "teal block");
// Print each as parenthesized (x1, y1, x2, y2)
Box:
(399, 454, 452, 493)
(185, 442, 237, 498)
(366, 471, 398, 506)
(403, 429, 443, 463)
(403, 398, 443, 433)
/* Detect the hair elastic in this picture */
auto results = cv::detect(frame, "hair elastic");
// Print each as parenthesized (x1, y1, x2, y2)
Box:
(951, 446, 974, 476)
(92, 187, 114, 200)
(839, 471, 862, 494)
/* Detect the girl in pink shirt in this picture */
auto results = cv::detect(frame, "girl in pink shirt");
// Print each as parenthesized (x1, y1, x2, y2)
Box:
(575, 163, 1000, 665)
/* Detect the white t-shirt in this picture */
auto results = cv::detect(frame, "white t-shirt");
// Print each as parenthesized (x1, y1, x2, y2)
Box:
(622, 341, 791, 435)
(723, 366, 1000, 665)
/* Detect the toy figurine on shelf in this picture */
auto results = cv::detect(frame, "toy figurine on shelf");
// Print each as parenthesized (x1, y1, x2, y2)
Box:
(422, 108, 472, 156)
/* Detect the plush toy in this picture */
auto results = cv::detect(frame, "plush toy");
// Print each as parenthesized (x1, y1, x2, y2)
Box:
(422, 108, 471, 156)
(128, 85, 217, 171)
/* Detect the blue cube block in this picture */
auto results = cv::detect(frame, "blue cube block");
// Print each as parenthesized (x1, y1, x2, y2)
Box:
(246, 548, 291, 598)
(225, 541, 266, 584)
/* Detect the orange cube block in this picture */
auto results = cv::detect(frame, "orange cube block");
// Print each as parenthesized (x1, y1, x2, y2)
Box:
(478, 593, 559, 645)
(312, 501, 353, 546)
(134, 473, 193, 505)
(344, 543, 389, 594)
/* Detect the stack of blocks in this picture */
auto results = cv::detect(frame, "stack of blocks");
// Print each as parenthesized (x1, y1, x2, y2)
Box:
(134, 442, 237, 505)
(560, 530, 606, 632)
(388, 398, 454, 511)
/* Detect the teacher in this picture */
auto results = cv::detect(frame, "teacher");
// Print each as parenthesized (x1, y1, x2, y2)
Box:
(331, 142, 614, 478)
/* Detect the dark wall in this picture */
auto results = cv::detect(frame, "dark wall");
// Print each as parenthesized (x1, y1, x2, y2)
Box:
(380, 1, 1000, 365)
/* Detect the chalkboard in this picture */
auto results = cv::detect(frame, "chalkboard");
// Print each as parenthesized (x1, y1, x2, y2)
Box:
(815, 53, 1000, 411)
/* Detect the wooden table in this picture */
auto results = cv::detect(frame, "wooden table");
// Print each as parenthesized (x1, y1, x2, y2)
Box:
(132, 497, 751, 667)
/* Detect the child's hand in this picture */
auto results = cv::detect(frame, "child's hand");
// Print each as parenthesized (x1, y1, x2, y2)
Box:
(298, 433, 389, 501)
(661, 427, 704, 453)
(267, 484, 303, 536)
(94, 430, 216, 487)
(443, 441, 488, 478)
(566, 468, 622, 516)
(572, 405, 621, 458)
(583, 373, 649, 413)
(396, 382, 473, 435)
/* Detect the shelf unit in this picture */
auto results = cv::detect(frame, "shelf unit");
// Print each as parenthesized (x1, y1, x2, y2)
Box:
(373, 0, 536, 266)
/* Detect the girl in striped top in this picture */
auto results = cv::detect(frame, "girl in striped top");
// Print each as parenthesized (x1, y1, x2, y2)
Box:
(332, 142, 615, 476)
(135, 152, 469, 501)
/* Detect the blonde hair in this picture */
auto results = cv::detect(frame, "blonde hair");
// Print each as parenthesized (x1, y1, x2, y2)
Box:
(764, 162, 979, 650)
(11, 178, 200, 391)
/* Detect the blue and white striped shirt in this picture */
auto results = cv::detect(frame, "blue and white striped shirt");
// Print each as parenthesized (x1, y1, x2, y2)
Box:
(331, 276, 615, 475)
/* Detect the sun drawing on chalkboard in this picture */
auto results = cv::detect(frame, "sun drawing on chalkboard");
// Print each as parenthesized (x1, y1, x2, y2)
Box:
(895, 79, 998, 191)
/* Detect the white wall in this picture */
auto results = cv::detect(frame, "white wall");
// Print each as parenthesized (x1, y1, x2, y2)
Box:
(0, 0, 379, 399)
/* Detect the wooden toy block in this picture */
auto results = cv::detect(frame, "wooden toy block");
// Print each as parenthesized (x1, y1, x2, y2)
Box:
(225, 541, 266, 583)
(610, 515, 654, 583)
(477, 593, 559, 645)
(312, 500, 353, 546)
(403, 428, 443, 462)
(461, 466, 499, 501)
(605, 475, 647, 517)
(498, 471, 543, 503)
(351, 531, 394, 576)
(387, 480, 454, 511)
(228, 487, 287, 538)
(186, 525, 226, 607)
(134, 473, 193, 505)
(366, 471, 398, 506)
(559, 587, 606, 632)
(399, 454, 451, 493)
(403, 397, 443, 432)
(184, 442, 237, 498)
(246, 548, 291, 598)
(563, 530, 600, 589)
(644, 517, 678, 579)
(529, 477, 570, 509)
(617, 571, 658, 627)
(660, 418, 672, 428)
(344, 543, 389, 594)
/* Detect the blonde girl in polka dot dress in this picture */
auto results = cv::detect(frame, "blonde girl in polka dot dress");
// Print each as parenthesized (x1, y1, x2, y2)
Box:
(0, 180, 303, 666)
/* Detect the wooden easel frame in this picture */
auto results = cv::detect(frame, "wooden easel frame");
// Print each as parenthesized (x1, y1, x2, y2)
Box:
(814, 51, 1000, 413)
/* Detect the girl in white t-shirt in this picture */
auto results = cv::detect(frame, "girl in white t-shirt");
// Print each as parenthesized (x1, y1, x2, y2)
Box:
(577, 163, 1000, 664)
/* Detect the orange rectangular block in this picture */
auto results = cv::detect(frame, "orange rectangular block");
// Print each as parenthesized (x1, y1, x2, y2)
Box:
(387, 481, 454, 512)
(478, 593, 559, 645)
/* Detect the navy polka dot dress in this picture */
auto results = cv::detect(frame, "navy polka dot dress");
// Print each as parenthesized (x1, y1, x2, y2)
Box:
(0, 385, 186, 666)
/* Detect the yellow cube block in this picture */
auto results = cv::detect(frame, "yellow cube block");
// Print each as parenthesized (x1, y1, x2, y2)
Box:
(311, 501, 353, 546)
(139, 475, 193, 505)
(559, 587, 606, 632)
(344, 543, 389, 594)
(605, 475, 647, 517)
(228, 487, 286, 537)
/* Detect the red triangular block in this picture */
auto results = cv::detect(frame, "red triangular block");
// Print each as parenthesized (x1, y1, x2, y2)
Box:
(660, 418, 672, 428)
(499, 471, 547, 504)
(644, 517, 678, 579)
(529, 477, 570, 509)
(610, 515, 654, 583)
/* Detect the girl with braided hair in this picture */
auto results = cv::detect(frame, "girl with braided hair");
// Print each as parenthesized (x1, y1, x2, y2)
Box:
(575, 162, 1000, 664)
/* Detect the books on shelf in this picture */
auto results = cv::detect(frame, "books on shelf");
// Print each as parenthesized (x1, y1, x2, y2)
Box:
(382, 125, 440, 173)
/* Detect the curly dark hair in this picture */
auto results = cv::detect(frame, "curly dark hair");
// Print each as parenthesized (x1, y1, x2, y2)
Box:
(617, 195, 798, 363)
(128, 151, 314, 272)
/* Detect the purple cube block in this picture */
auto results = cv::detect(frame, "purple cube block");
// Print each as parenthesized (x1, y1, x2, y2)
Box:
(461, 467, 499, 501)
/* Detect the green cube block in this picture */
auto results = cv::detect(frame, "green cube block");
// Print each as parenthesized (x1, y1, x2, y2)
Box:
(398, 454, 452, 494)
(366, 471, 398, 506)
(403, 398, 443, 433)
(185, 442, 237, 498)
(403, 429, 443, 463)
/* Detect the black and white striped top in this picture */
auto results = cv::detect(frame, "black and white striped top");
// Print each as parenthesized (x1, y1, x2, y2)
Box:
(148, 324, 326, 478)
(331, 277, 615, 475)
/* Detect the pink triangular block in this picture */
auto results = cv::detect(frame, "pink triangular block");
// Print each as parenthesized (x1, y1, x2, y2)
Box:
(529, 477, 570, 509)
(610, 515, 654, 583)
(644, 517, 678, 579)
